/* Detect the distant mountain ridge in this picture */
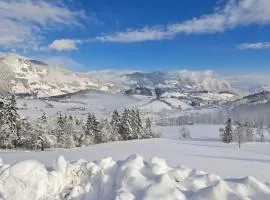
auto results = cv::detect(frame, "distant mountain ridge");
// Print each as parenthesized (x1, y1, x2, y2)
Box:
(124, 70, 232, 92)
(0, 53, 268, 98)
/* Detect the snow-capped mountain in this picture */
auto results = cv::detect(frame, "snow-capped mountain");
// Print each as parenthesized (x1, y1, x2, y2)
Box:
(1, 53, 266, 98)
(123, 70, 232, 92)
(0, 54, 122, 97)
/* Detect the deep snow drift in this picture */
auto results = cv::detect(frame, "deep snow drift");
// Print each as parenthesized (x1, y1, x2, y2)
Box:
(0, 154, 269, 200)
(1, 125, 270, 200)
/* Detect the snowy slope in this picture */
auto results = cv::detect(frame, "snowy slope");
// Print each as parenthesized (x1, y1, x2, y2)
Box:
(17, 90, 140, 119)
(163, 98, 192, 110)
(0, 54, 121, 97)
(141, 100, 173, 113)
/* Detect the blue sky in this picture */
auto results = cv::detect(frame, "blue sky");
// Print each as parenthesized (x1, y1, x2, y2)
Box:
(1, 0, 270, 73)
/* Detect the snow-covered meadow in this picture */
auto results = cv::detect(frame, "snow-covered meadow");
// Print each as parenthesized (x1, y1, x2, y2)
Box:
(2, 90, 270, 200)
(0, 125, 270, 200)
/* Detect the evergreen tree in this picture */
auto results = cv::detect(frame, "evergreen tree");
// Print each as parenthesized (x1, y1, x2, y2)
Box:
(131, 109, 143, 139)
(155, 87, 163, 99)
(73, 117, 84, 147)
(35, 114, 50, 151)
(63, 118, 76, 148)
(110, 110, 121, 141)
(222, 118, 233, 143)
(256, 127, 265, 142)
(92, 114, 101, 144)
(144, 118, 153, 138)
(100, 119, 113, 143)
(41, 113, 47, 123)
(245, 122, 254, 142)
(57, 114, 64, 127)
(35, 112, 49, 150)
(0, 95, 21, 148)
(234, 122, 244, 148)
(69, 115, 73, 121)
(84, 113, 94, 145)
(84, 113, 101, 145)
(179, 126, 191, 139)
(55, 114, 67, 147)
(111, 110, 121, 127)
(20, 118, 36, 149)
(119, 109, 133, 140)
(8, 95, 21, 148)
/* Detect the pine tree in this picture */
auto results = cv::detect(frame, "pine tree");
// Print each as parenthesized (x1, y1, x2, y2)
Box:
(222, 118, 233, 143)
(234, 122, 244, 148)
(131, 109, 143, 139)
(63, 118, 76, 148)
(0, 96, 7, 147)
(144, 118, 153, 138)
(0, 95, 21, 148)
(57, 114, 64, 127)
(84, 113, 101, 145)
(41, 113, 47, 123)
(119, 109, 133, 140)
(110, 110, 121, 141)
(179, 126, 191, 139)
(92, 113, 101, 144)
(84, 113, 93, 145)
(245, 122, 254, 142)
(55, 114, 67, 148)
(8, 95, 21, 148)
(31, 113, 51, 150)
(256, 127, 265, 142)
(69, 115, 73, 121)
(100, 119, 113, 143)
(85, 113, 93, 136)
(20, 118, 36, 149)
(73, 117, 84, 147)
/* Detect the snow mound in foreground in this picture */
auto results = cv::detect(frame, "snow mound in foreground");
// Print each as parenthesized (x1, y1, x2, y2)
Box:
(0, 155, 269, 200)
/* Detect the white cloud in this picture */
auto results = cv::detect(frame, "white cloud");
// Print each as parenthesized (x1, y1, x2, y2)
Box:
(95, 0, 270, 42)
(237, 42, 270, 50)
(0, 0, 85, 50)
(49, 39, 81, 51)
(96, 26, 171, 42)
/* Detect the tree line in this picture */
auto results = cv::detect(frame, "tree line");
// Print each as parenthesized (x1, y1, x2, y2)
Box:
(0, 95, 158, 150)
(221, 118, 266, 148)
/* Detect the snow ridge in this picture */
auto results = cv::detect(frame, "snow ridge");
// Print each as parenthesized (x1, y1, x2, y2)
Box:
(0, 155, 269, 200)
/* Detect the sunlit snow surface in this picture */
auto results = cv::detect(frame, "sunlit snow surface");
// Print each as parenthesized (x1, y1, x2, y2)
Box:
(0, 154, 269, 200)
(0, 125, 270, 200)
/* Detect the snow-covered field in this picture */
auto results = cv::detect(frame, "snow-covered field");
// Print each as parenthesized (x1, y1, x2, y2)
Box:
(1, 125, 270, 199)
(17, 91, 141, 119)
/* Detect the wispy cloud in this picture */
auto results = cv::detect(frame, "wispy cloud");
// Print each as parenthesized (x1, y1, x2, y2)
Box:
(48, 39, 81, 51)
(237, 42, 270, 50)
(95, 0, 270, 42)
(95, 26, 171, 42)
(0, 0, 86, 51)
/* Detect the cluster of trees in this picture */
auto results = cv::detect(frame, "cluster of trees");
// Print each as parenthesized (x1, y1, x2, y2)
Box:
(158, 109, 270, 130)
(221, 118, 266, 148)
(0, 95, 157, 150)
(157, 111, 227, 126)
(178, 126, 191, 139)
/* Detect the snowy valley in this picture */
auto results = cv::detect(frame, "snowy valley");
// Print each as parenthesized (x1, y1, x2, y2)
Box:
(1, 54, 270, 200)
